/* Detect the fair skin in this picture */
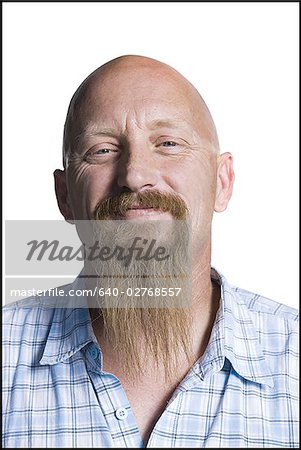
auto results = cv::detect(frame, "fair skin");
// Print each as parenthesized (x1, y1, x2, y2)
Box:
(54, 56, 234, 443)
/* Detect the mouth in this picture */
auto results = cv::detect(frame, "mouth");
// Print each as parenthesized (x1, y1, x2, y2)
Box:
(116, 205, 170, 220)
(128, 204, 154, 210)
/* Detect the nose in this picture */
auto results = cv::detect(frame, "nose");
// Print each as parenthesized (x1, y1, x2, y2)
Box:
(117, 143, 159, 192)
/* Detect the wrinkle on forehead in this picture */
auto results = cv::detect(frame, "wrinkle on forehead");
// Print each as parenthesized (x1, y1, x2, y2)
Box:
(63, 55, 219, 166)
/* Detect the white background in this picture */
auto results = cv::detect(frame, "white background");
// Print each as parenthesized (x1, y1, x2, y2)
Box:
(3, 3, 299, 308)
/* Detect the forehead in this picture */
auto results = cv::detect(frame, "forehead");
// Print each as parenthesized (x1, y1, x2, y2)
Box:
(79, 74, 195, 127)
(81, 106, 197, 138)
(74, 79, 207, 142)
(67, 62, 218, 150)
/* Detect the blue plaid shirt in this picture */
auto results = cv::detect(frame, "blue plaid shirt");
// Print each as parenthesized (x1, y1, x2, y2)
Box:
(3, 269, 299, 448)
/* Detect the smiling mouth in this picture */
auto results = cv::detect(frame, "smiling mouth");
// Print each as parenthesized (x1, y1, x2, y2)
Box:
(115, 205, 169, 219)
(128, 205, 154, 210)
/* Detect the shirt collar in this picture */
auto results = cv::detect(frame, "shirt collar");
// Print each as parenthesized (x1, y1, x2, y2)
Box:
(39, 269, 274, 387)
(198, 268, 274, 387)
(39, 276, 96, 365)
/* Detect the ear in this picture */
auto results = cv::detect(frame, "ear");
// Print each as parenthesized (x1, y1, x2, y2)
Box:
(54, 169, 74, 223)
(214, 152, 235, 212)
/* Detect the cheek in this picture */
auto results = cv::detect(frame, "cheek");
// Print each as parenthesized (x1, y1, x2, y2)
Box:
(162, 158, 216, 214)
(67, 165, 113, 218)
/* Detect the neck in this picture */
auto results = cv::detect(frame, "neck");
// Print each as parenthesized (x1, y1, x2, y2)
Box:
(190, 266, 220, 359)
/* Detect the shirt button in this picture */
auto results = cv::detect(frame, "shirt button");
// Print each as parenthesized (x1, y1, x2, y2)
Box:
(115, 407, 128, 420)
(90, 347, 99, 360)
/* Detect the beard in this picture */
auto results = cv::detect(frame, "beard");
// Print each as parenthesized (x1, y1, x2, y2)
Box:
(85, 190, 193, 381)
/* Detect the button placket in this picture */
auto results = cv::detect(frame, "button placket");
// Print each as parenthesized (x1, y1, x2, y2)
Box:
(85, 344, 143, 447)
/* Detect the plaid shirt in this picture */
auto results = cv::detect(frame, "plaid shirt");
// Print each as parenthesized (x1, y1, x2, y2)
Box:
(2, 269, 299, 448)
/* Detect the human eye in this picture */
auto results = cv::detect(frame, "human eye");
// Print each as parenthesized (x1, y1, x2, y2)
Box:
(161, 140, 178, 147)
(156, 137, 185, 154)
(95, 148, 113, 155)
(84, 144, 119, 163)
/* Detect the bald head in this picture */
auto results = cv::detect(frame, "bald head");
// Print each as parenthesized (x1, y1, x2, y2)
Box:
(62, 55, 219, 167)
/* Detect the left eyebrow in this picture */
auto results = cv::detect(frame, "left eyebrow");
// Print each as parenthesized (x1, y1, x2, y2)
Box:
(147, 119, 191, 130)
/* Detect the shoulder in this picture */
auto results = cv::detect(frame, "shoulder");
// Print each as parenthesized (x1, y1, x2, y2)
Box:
(221, 275, 299, 392)
(3, 295, 57, 327)
(2, 282, 76, 361)
(2, 280, 81, 329)
(3, 295, 58, 333)
(224, 281, 299, 364)
(218, 269, 299, 353)
(214, 267, 298, 324)
(2, 296, 57, 366)
(216, 265, 299, 326)
(233, 284, 299, 323)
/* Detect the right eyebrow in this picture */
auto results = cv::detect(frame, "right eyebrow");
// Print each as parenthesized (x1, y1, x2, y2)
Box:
(147, 119, 190, 130)
(75, 128, 119, 142)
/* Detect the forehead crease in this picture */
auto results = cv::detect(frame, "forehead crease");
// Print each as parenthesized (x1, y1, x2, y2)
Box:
(75, 101, 192, 130)
(69, 79, 210, 142)
(74, 117, 192, 143)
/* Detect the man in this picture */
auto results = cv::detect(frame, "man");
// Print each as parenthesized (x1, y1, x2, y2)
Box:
(3, 55, 298, 448)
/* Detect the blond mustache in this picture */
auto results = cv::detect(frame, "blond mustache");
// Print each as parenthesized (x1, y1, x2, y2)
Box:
(94, 190, 188, 220)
